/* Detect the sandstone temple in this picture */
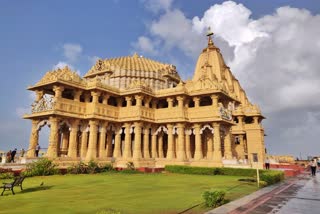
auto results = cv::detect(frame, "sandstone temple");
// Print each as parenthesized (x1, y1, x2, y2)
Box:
(24, 31, 266, 169)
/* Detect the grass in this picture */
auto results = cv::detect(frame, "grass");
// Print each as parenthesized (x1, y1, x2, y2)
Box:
(0, 173, 258, 214)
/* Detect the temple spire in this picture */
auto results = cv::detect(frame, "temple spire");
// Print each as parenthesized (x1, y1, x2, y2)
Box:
(207, 27, 214, 47)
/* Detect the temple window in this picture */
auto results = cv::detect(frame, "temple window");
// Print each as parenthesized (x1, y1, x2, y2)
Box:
(98, 96, 103, 104)
(108, 96, 117, 107)
(132, 98, 136, 106)
(61, 89, 74, 100)
(157, 99, 168, 109)
(200, 96, 212, 106)
(234, 117, 239, 124)
(235, 137, 240, 145)
(172, 99, 178, 107)
(244, 117, 253, 124)
(188, 99, 195, 107)
(80, 95, 85, 102)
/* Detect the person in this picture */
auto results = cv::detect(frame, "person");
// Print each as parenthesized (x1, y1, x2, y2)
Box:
(265, 157, 270, 170)
(11, 148, 17, 163)
(20, 148, 25, 157)
(310, 159, 317, 176)
(35, 144, 40, 157)
(6, 150, 11, 163)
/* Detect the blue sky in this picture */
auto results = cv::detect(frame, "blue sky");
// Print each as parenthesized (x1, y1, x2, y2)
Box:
(1, 0, 320, 158)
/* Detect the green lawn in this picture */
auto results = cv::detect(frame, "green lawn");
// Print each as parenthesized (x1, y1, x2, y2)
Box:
(0, 173, 258, 214)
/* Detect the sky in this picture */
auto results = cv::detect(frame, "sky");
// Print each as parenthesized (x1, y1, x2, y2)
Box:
(0, 0, 320, 159)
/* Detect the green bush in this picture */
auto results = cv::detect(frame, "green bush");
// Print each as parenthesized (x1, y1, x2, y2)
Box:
(0, 172, 14, 179)
(260, 170, 284, 185)
(67, 162, 88, 174)
(202, 190, 226, 208)
(23, 158, 59, 177)
(165, 165, 284, 186)
(67, 161, 114, 174)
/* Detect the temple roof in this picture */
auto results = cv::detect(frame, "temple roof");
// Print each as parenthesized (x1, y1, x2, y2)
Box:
(84, 53, 178, 78)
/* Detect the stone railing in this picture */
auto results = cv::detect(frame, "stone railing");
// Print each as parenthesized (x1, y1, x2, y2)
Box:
(219, 106, 232, 121)
(31, 96, 55, 113)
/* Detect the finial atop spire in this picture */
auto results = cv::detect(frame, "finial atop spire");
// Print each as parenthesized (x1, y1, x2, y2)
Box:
(206, 27, 214, 47)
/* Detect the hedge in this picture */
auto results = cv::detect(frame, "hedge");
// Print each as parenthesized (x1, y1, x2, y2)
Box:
(165, 165, 284, 185)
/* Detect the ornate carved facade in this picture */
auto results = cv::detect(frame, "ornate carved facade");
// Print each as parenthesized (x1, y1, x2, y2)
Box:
(24, 32, 266, 168)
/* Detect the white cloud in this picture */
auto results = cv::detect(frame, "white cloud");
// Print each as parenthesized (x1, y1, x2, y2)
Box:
(88, 56, 100, 65)
(132, 36, 158, 55)
(63, 43, 82, 62)
(143, 0, 173, 14)
(134, 1, 320, 157)
(53, 61, 81, 76)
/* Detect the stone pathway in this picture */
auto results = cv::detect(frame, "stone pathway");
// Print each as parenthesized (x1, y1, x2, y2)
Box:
(208, 172, 320, 214)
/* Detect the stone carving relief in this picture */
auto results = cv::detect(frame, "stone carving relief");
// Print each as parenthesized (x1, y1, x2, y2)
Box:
(36, 66, 85, 86)
(31, 95, 55, 113)
(219, 104, 232, 121)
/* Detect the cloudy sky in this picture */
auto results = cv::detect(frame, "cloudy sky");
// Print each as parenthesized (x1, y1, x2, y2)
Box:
(0, 0, 319, 159)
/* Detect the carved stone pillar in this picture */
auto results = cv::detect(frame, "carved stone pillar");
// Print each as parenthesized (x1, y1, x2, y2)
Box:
(166, 124, 174, 159)
(27, 120, 39, 158)
(85, 120, 98, 161)
(167, 97, 173, 108)
(47, 117, 59, 158)
(185, 130, 191, 160)
(239, 135, 245, 159)
(53, 85, 64, 99)
(113, 126, 122, 158)
(177, 96, 184, 108)
(133, 122, 142, 159)
(117, 97, 123, 107)
(35, 90, 44, 102)
(135, 95, 143, 107)
(193, 97, 200, 108)
(74, 90, 82, 102)
(151, 128, 158, 158)
(211, 95, 219, 108)
(99, 122, 107, 158)
(151, 100, 157, 109)
(102, 94, 109, 105)
(143, 126, 150, 158)
(194, 124, 202, 160)
(207, 134, 213, 160)
(238, 116, 244, 127)
(80, 127, 88, 158)
(91, 91, 101, 103)
(177, 123, 186, 161)
(84, 93, 91, 103)
(158, 133, 164, 158)
(123, 123, 132, 158)
(224, 128, 233, 159)
(68, 120, 80, 158)
(253, 116, 259, 125)
(106, 130, 113, 157)
(125, 96, 132, 107)
(61, 131, 69, 153)
(213, 123, 222, 162)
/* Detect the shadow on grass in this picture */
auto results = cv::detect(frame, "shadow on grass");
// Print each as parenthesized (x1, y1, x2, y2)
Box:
(20, 185, 54, 193)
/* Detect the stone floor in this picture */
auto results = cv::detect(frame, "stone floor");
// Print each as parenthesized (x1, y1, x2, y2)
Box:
(207, 171, 320, 214)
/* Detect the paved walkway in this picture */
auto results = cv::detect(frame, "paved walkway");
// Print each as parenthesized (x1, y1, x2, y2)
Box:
(207, 172, 320, 214)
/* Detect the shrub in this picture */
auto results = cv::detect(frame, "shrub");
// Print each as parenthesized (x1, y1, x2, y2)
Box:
(67, 162, 88, 174)
(0, 172, 14, 179)
(23, 158, 59, 177)
(67, 162, 114, 174)
(87, 160, 100, 174)
(165, 165, 284, 186)
(260, 170, 284, 185)
(202, 190, 226, 208)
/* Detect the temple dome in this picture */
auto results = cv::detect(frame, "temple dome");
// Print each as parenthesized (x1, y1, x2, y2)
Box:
(84, 53, 181, 90)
